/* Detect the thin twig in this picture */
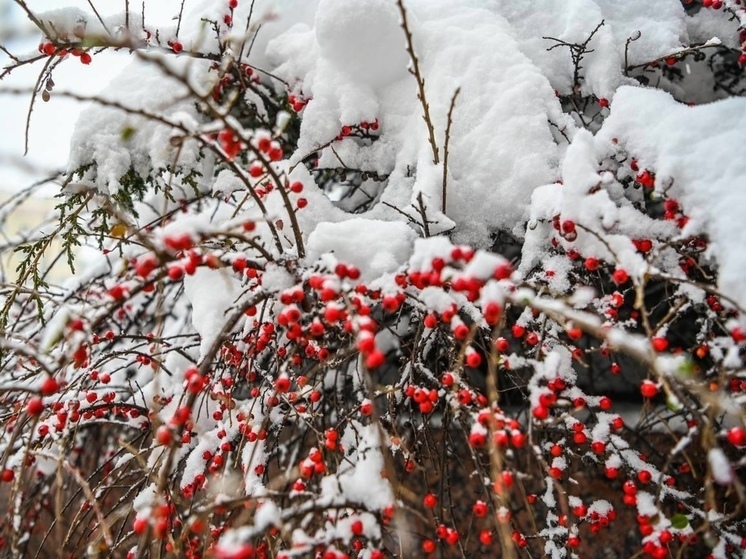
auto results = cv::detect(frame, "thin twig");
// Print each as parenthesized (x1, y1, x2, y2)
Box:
(395, 0, 439, 165)
(0, 44, 19, 63)
(86, 0, 112, 36)
(415, 191, 431, 237)
(441, 87, 460, 214)
(176, 0, 186, 38)
(23, 55, 55, 155)
(382, 201, 420, 228)
(543, 20, 604, 93)
(239, 0, 257, 62)
(11, 0, 47, 36)
(624, 30, 641, 76)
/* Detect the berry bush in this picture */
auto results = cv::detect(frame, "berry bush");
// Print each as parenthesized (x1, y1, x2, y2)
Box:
(1, 1, 745, 558)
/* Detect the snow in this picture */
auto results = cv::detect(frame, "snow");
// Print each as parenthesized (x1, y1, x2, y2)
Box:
(315, 0, 408, 89)
(183, 267, 242, 356)
(319, 422, 393, 511)
(271, 0, 567, 247)
(708, 447, 734, 485)
(306, 218, 416, 281)
(599, 86, 746, 310)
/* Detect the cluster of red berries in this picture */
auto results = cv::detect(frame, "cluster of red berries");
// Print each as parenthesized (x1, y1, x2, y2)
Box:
(38, 42, 92, 64)
(335, 119, 380, 141)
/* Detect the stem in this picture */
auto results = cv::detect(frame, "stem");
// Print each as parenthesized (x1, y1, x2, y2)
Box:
(395, 0, 439, 165)
(441, 87, 460, 213)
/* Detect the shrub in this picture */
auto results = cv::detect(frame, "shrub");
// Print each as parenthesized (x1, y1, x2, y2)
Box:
(1, 1, 745, 558)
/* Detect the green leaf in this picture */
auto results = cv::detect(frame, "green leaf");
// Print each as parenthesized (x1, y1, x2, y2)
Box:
(666, 394, 683, 412)
(121, 126, 136, 142)
(674, 358, 696, 380)
(671, 513, 689, 530)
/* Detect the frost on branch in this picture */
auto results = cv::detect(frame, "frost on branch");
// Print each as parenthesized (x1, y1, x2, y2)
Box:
(1, 0, 746, 558)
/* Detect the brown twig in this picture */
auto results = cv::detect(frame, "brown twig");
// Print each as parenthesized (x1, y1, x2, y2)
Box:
(441, 87, 460, 214)
(86, 0, 111, 36)
(395, 0, 440, 166)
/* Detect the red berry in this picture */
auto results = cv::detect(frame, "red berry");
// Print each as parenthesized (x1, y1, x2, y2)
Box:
(423, 493, 437, 508)
(636, 170, 655, 188)
(532, 405, 549, 420)
(445, 530, 460, 545)
(726, 427, 745, 446)
(274, 376, 290, 393)
(382, 295, 400, 313)
(26, 397, 45, 416)
(289, 181, 304, 193)
(297, 198, 308, 209)
(599, 396, 612, 410)
(360, 400, 373, 416)
(40, 376, 59, 396)
(156, 425, 172, 446)
(469, 431, 486, 447)
(511, 432, 526, 448)
(465, 351, 482, 368)
(350, 520, 363, 535)
(133, 516, 148, 534)
(561, 220, 576, 234)
(651, 337, 668, 352)
(472, 501, 488, 517)
(268, 146, 283, 161)
(171, 41, 183, 53)
(365, 350, 385, 369)
(1, 469, 14, 482)
(453, 323, 469, 339)
(80, 52, 92, 64)
(249, 163, 263, 177)
(640, 380, 659, 399)
(612, 268, 629, 285)
(168, 265, 184, 281)
(605, 466, 619, 479)
(479, 530, 493, 545)
(422, 539, 436, 553)
(591, 441, 606, 454)
(567, 328, 582, 340)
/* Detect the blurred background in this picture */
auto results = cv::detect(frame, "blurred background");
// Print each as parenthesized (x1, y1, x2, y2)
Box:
(0, 0, 184, 190)
(0, 0, 181, 280)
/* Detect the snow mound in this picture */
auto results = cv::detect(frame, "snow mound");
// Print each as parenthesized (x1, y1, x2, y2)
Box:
(599, 86, 746, 310)
(306, 219, 417, 281)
